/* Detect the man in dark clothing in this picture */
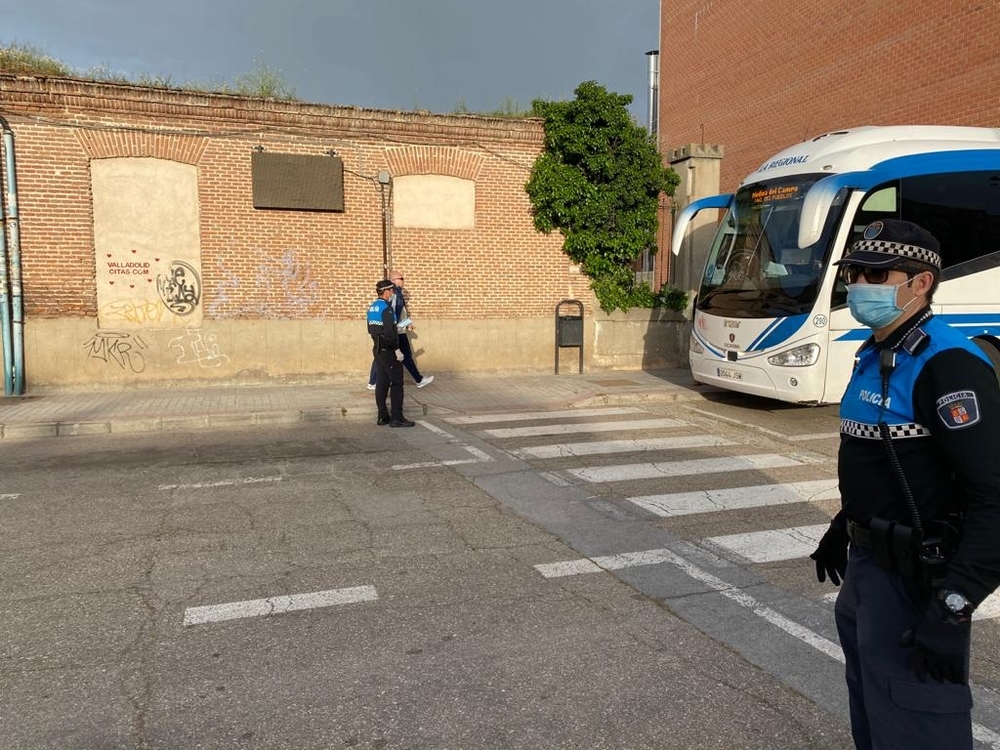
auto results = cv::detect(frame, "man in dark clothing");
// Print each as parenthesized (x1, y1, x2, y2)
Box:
(810, 219, 1000, 749)
(366, 279, 414, 428)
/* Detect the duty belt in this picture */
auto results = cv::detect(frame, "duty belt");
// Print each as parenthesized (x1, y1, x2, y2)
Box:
(846, 517, 920, 577)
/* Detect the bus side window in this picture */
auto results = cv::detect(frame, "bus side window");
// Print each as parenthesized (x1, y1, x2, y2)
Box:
(831, 254, 849, 309)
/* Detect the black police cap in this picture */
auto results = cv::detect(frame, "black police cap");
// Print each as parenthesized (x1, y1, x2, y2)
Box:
(835, 219, 941, 270)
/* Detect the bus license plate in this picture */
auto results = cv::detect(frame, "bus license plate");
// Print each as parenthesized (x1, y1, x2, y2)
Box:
(716, 367, 742, 381)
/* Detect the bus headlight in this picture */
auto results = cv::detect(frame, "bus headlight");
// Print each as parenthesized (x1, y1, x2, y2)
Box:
(690, 335, 704, 354)
(767, 343, 820, 367)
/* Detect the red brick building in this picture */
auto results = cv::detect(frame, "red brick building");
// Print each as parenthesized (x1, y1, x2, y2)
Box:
(0, 75, 604, 387)
(660, 1, 999, 194)
(658, 0, 1000, 287)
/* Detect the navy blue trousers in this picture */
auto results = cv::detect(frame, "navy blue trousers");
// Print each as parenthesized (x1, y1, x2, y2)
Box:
(369, 333, 421, 385)
(835, 546, 972, 749)
(372, 349, 403, 422)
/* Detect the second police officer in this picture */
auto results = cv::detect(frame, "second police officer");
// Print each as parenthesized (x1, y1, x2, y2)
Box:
(810, 219, 1000, 749)
(367, 278, 414, 428)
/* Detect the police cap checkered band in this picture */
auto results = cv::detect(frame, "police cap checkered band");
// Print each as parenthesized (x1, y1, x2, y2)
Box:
(834, 219, 941, 270)
(375, 279, 395, 294)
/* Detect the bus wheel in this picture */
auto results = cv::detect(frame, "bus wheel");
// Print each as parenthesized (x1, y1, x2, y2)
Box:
(972, 336, 1000, 384)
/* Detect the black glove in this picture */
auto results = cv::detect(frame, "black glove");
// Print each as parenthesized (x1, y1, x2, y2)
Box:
(810, 523, 848, 585)
(900, 595, 971, 684)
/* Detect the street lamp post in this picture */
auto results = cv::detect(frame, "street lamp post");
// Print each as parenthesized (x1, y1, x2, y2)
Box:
(377, 170, 392, 277)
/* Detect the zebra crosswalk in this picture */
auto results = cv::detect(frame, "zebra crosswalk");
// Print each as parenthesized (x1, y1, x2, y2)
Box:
(437, 405, 1000, 622)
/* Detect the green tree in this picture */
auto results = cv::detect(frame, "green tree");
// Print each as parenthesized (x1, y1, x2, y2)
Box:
(525, 81, 680, 313)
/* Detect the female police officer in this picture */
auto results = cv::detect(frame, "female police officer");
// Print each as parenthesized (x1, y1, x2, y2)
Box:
(810, 219, 1000, 749)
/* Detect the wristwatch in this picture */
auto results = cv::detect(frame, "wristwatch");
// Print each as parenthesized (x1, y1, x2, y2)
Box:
(941, 590, 974, 619)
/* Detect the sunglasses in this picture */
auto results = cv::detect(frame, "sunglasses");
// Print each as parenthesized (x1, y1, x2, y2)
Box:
(840, 265, 923, 285)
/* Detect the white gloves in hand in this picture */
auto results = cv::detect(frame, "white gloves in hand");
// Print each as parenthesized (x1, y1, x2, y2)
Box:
(395, 349, 404, 362)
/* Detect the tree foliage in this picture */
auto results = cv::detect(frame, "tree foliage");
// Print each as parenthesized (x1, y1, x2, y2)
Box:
(525, 81, 680, 313)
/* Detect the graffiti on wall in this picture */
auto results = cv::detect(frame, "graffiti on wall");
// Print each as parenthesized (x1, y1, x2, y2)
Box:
(209, 248, 320, 319)
(99, 298, 166, 326)
(92, 158, 203, 330)
(98, 250, 203, 329)
(83, 331, 149, 373)
(168, 329, 229, 368)
(157, 260, 201, 316)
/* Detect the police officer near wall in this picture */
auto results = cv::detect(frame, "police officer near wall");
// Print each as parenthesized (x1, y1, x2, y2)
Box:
(367, 279, 414, 427)
(810, 219, 1000, 749)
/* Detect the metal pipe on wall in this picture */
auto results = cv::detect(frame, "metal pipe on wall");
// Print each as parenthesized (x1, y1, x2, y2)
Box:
(0, 114, 22, 396)
(645, 50, 659, 137)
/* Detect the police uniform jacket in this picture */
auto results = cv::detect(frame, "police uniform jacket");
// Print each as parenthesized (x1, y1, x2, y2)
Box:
(367, 297, 399, 352)
(838, 307, 1000, 607)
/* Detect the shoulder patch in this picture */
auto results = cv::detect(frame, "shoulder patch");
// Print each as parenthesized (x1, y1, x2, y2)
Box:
(935, 390, 981, 430)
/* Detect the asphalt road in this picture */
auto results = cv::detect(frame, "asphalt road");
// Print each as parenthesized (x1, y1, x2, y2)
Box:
(2, 395, 998, 749)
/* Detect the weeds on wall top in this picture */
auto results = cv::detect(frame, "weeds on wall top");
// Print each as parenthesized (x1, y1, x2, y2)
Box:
(0, 41, 297, 100)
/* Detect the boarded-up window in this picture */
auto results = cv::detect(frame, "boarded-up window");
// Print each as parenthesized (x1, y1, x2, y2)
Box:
(393, 174, 475, 229)
(251, 152, 344, 211)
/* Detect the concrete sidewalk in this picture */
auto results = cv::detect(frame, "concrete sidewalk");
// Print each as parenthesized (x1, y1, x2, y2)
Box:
(0, 368, 717, 440)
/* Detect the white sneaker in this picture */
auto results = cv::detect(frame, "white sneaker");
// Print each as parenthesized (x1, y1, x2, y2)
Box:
(366, 383, 376, 390)
(416, 376, 434, 388)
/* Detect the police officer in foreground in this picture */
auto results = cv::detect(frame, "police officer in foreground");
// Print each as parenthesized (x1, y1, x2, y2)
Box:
(810, 219, 1000, 749)
(367, 279, 414, 427)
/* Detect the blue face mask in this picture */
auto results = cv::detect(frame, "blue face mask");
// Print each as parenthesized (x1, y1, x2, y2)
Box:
(847, 279, 915, 329)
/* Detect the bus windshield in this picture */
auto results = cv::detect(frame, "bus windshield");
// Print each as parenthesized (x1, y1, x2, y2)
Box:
(697, 174, 830, 318)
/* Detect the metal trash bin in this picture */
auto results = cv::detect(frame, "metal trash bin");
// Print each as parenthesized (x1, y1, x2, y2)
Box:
(555, 299, 584, 374)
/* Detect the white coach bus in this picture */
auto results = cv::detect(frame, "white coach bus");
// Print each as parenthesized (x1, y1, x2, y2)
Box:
(672, 125, 1000, 404)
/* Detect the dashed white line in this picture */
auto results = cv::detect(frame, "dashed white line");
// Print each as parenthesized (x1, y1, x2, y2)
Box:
(159, 476, 283, 491)
(535, 547, 844, 663)
(683, 406, 838, 442)
(482, 418, 687, 439)
(704, 524, 830, 563)
(567, 453, 803, 483)
(183, 585, 377, 626)
(444, 408, 642, 425)
(629, 480, 840, 517)
(510, 435, 736, 459)
(393, 458, 483, 470)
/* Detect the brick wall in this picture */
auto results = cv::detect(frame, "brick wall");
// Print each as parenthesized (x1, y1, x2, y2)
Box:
(0, 75, 616, 385)
(0, 75, 583, 323)
(659, 1, 1000, 194)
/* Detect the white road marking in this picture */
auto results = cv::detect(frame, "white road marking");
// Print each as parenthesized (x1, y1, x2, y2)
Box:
(1, 493, 20, 499)
(416, 420, 453, 437)
(704, 524, 829, 563)
(567, 453, 802, 483)
(183, 585, 377, 626)
(444, 408, 642, 425)
(973, 723, 1000, 749)
(159, 476, 282, 491)
(535, 547, 844, 662)
(974, 591, 1000, 621)
(510, 435, 736, 459)
(684, 406, 839, 442)
(535, 559, 603, 577)
(482, 418, 687, 439)
(539, 471, 573, 487)
(629, 480, 840, 517)
(392, 459, 483, 470)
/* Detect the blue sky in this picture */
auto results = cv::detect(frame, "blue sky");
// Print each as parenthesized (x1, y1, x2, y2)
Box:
(5, 0, 659, 119)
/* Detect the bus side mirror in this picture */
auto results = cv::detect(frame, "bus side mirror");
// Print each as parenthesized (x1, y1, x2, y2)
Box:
(671, 194, 733, 255)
